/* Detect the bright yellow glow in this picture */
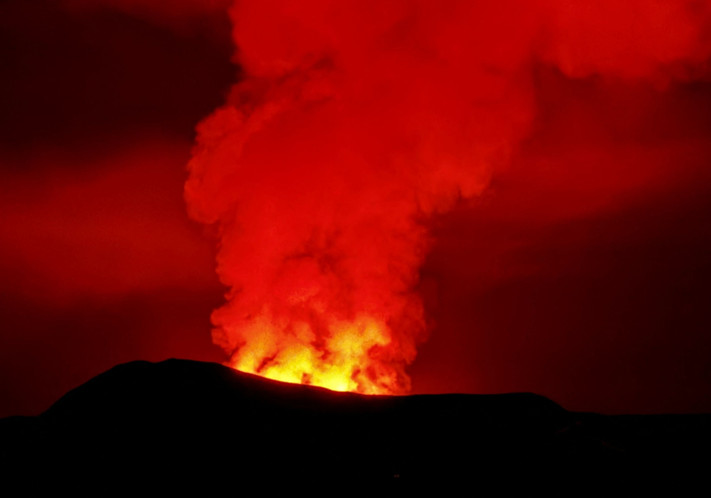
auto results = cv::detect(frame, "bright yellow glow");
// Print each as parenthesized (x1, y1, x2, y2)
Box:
(229, 314, 396, 394)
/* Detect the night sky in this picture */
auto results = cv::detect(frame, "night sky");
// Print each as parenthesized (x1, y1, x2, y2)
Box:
(2, 0, 711, 417)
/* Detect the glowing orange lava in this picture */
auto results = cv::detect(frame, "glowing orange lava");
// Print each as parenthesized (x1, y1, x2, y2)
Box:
(227, 313, 399, 394)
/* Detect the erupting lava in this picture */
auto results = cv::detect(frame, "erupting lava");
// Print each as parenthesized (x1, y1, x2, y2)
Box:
(229, 314, 399, 394)
(186, 0, 711, 394)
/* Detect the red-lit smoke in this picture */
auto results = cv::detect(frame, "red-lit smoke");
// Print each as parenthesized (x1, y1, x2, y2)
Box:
(186, 0, 711, 394)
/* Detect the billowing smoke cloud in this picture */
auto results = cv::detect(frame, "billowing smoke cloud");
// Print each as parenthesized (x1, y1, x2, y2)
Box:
(186, 0, 711, 394)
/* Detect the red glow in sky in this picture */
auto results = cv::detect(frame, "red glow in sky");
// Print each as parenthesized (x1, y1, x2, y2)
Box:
(2, 0, 711, 416)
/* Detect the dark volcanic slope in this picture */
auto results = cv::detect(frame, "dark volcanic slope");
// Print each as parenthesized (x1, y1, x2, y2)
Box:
(2, 359, 709, 494)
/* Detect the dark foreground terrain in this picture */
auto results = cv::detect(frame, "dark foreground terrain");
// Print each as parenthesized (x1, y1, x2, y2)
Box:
(2, 359, 709, 495)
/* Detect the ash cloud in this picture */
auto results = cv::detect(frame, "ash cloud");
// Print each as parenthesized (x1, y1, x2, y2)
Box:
(186, 0, 711, 392)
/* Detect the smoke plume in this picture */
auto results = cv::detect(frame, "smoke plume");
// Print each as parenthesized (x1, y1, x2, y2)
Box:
(186, 0, 711, 393)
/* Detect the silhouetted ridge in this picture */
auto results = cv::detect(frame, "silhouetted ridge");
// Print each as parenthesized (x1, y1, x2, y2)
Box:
(2, 359, 709, 494)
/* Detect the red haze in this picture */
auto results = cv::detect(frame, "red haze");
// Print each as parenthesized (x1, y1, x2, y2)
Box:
(0, 139, 227, 416)
(0, 142, 216, 301)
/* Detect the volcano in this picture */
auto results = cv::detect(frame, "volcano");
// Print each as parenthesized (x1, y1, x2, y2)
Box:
(2, 359, 708, 494)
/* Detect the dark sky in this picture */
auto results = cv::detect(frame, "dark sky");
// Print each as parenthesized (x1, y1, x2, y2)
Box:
(2, 0, 711, 417)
